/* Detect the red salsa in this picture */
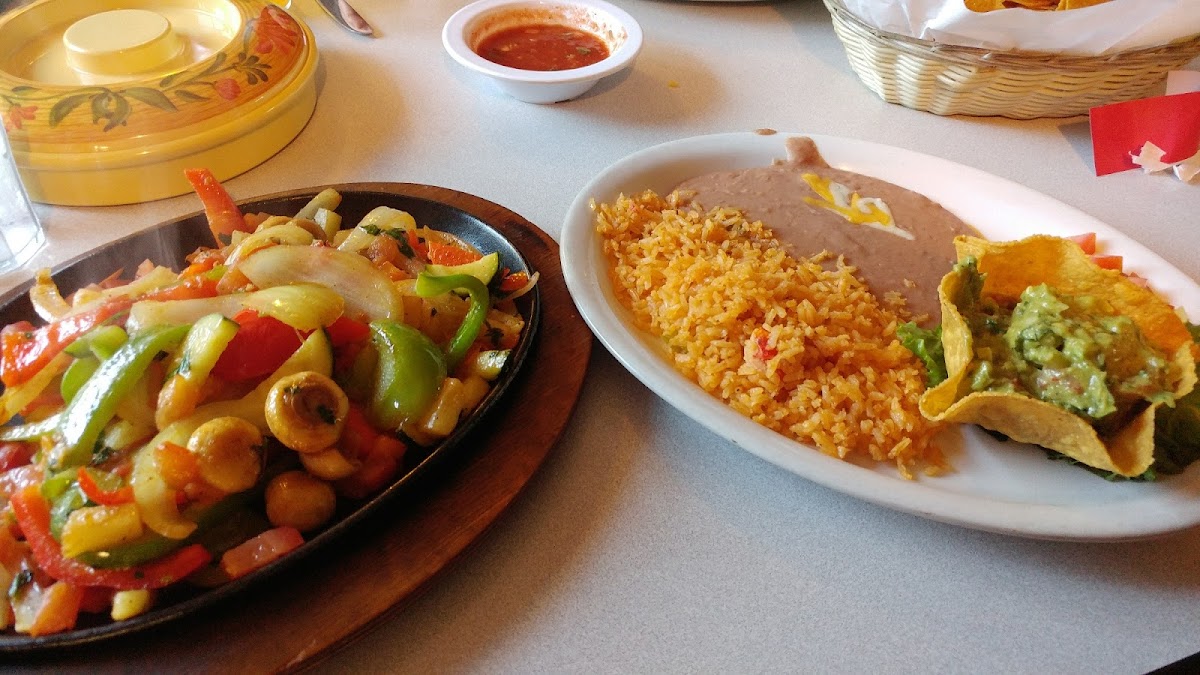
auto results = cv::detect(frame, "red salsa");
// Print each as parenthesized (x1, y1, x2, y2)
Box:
(476, 23, 610, 71)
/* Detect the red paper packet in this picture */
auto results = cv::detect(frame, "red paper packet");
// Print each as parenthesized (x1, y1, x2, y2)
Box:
(1089, 91, 1200, 176)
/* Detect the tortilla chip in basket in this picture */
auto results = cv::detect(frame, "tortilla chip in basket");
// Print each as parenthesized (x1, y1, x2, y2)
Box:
(919, 235, 1197, 476)
(964, 0, 1110, 11)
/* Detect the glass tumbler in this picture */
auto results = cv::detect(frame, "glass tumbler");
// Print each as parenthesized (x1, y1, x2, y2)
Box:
(0, 127, 45, 274)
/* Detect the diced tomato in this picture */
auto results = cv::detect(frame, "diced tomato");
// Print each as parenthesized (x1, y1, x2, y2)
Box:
(0, 441, 36, 473)
(24, 581, 83, 636)
(156, 441, 199, 492)
(406, 230, 427, 261)
(751, 328, 777, 361)
(242, 212, 273, 230)
(328, 316, 372, 375)
(334, 450, 398, 500)
(339, 404, 381, 461)
(498, 270, 530, 294)
(0, 299, 131, 388)
(211, 310, 303, 382)
(1090, 254, 1123, 272)
(426, 241, 482, 266)
(219, 526, 304, 580)
(9, 486, 211, 590)
(139, 274, 219, 302)
(78, 586, 114, 614)
(154, 442, 221, 505)
(184, 168, 252, 245)
(326, 315, 371, 347)
(184, 246, 225, 271)
(0, 525, 27, 571)
(1126, 272, 1150, 288)
(1067, 232, 1097, 255)
(375, 260, 409, 282)
(0, 465, 43, 502)
(179, 257, 220, 279)
(335, 433, 405, 500)
(372, 435, 407, 463)
(76, 467, 134, 506)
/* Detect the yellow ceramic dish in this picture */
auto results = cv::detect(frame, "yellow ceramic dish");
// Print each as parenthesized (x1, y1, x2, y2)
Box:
(0, 0, 317, 206)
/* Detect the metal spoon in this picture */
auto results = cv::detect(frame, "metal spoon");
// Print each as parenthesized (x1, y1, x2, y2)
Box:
(315, 0, 374, 36)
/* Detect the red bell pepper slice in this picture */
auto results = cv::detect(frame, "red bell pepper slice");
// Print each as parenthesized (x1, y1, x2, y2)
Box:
(211, 310, 304, 382)
(76, 467, 135, 506)
(10, 486, 211, 590)
(184, 168, 253, 245)
(0, 299, 131, 388)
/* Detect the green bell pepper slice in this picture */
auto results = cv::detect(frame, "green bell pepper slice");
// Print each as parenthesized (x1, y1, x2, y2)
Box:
(64, 324, 128, 361)
(52, 325, 189, 470)
(76, 490, 256, 569)
(414, 272, 491, 371)
(0, 413, 61, 442)
(40, 468, 77, 503)
(49, 483, 87, 540)
(368, 320, 447, 430)
(60, 356, 100, 404)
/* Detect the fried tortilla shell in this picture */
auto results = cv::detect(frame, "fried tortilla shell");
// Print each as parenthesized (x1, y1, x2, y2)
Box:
(920, 235, 1197, 476)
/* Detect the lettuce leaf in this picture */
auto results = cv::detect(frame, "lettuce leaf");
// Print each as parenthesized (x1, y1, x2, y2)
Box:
(1152, 323, 1200, 476)
(897, 322, 947, 387)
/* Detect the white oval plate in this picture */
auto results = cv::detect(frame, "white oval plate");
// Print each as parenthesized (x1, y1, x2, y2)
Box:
(560, 131, 1200, 542)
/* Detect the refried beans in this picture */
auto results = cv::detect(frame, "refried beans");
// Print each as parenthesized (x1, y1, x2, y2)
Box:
(672, 137, 979, 323)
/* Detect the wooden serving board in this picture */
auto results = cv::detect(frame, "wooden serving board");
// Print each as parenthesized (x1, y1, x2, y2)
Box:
(17, 187, 593, 672)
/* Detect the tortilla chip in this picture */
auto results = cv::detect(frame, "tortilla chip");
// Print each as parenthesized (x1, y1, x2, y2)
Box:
(1057, 0, 1110, 9)
(964, 0, 1006, 12)
(920, 235, 1197, 477)
(1007, 0, 1058, 9)
(966, 0, 1109, 10)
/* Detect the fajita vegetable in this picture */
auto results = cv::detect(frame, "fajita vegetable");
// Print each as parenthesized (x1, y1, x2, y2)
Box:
(0, 171, 535, 636)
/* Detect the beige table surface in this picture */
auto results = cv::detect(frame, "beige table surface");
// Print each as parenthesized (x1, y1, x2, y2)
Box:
(4, 0, 1200, 672)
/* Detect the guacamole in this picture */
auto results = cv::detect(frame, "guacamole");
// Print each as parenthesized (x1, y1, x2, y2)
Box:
(955, 258, 1177, 433)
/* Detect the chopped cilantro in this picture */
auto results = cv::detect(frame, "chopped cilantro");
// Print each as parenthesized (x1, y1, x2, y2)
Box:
(8, 569, 32, 598)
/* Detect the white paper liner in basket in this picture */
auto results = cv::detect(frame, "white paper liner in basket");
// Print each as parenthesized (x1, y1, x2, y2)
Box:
(824, 0, 1200, 119)
(840, 0, 1200, 56)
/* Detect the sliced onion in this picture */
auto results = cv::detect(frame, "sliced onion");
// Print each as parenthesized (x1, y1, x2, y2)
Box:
(224, 222, 314, 270)
(238, 245, 404, 323)
(127, 294, 250, 334)
(502, 271, 540, 301)
(30, 269, 71, 322)
(131, 426, 197, 540)
(68, 266, 179, 315)
(337, 207, 416, 254)
(128, 283, 345, 333)
(244, 283, 344, 331)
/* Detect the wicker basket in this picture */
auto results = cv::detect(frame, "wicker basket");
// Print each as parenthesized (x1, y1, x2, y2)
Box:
(823, 0, 1200, 119)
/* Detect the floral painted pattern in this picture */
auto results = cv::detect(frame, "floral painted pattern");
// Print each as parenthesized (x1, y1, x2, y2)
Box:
(1, 4, 304, 135)
(4, 104, 35, 131)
